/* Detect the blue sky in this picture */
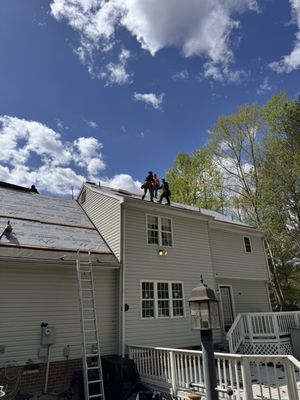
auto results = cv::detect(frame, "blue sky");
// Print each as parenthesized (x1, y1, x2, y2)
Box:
(0, 0, 299, 196)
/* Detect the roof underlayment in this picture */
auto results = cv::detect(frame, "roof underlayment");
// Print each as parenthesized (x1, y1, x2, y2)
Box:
(0, 187, 112, 254)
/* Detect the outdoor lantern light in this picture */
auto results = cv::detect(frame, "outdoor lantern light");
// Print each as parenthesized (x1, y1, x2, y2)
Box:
(158, 249, 167, 256)
(189, 276, 220, 330)
(188, 276, 220, 400)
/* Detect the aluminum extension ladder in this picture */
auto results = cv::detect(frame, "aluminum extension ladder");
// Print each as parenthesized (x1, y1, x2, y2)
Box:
(76, 251, 105, 400)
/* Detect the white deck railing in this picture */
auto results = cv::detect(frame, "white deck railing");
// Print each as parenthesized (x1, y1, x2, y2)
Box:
(128, 345, 300, 400)
(227, 311, 300, 354)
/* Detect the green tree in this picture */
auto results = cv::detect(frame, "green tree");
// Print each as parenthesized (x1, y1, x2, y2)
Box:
(262, 94, 300, 304)
(209, 103, 285, 304)
(166, 148, 225, 211)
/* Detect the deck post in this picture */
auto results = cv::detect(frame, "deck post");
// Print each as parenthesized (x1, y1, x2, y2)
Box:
(273, 314, 281, 354)
(247, 315, 254, 354)
(284, 358, 299, 400)
(240, 357, 253, 400)
(169, 351, 177, 397)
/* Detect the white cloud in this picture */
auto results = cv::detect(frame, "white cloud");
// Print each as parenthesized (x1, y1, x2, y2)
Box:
(101, 173, 142, 194)
(74, 136, 105, 175)
(50, 0, 258, 82)
(87, 120, 98, 128)
(256, 76, 272, 95)
(0, 116, 105, 194)
(134, 92, 164, 110)
(0, 115, 142, 196)
(172, 70, 189, 81)
(269, 0, 300, 73)
(101, 48, 132, 85)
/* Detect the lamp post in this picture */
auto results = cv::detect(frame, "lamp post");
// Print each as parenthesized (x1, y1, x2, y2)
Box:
(189, 276, 220, 400)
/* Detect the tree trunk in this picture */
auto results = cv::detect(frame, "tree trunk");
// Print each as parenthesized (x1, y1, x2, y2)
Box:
(264, 239, 285, 305)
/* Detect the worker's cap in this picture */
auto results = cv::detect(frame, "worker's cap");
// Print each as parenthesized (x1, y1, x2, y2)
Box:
(148, 171, 153, 174)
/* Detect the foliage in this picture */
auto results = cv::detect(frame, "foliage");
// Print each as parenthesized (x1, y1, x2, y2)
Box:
(167, 93, 300, 306)
(166, 148, 225, 212)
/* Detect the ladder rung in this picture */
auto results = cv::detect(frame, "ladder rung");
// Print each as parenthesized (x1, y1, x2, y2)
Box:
(84, 318, 96, 321)
(88, 379, 102, 384)
(85, 329, 96, 332)
(87, 366, 100, 370)
(81, 279, 92, 282)
(86, 341, 97, 344)
(88, 394, 103, 399)
(82, 288, 93, 291)
(86, 353, 99, 357)
(83, 298, 93, 301)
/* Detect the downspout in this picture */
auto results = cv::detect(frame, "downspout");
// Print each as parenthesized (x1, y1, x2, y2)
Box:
(120, 201, 126, 356)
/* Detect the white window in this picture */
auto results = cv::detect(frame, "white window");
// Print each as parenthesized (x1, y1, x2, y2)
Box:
(141, 281, 184, 319)
(80, 190, 86, 204)
(243, 237, 252, 253)
(141, 282, 155, 318)
(146, 215, 173, 247)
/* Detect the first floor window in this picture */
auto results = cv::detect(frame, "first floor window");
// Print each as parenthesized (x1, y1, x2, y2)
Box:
(141, 281, 184, 319)
(141, 282, 154, 318)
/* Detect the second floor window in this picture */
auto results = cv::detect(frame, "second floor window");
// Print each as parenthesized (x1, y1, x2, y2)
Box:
(244, 236, 252, 252)
(147, 215, 173, 246)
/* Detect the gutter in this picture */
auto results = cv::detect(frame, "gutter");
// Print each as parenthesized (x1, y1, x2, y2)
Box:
(0, 256, 120, 268)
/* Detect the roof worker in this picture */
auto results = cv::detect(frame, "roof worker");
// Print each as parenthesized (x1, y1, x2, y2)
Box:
(29, 184, 39, 194)
(141, 171, 154, 202)
(152, 173, 160, 199)
(158, 178, 171, 206)
(0, 220, 12, 240)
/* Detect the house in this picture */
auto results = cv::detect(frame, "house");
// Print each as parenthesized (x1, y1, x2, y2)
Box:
(1, 180, 298, 398)
(78, 182, 272, 355)
(0, 182, 120, 395)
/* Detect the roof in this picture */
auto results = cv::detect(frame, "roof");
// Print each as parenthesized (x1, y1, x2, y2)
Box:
(0, 185, 112, 254)
(83, 183, 252, 229)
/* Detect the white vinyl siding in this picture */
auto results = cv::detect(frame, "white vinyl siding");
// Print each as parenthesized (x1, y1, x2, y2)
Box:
(80, 188, 121, 260)
(125, 206, 215, 348)
(209, 228, 268, 280)
(216, 278, 271, 314)
(0, 264, 119, 365)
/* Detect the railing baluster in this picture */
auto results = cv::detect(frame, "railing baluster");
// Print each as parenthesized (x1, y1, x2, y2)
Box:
(273, 361, 282, 400)
(234, 359, 241, 399)
(127, 345, 300, 400)
(265, 359, 272, 399)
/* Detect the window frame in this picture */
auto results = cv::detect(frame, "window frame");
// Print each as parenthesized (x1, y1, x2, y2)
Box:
(140, 280, 185, 320)
(80, 190, 86, 204)
(146, 214, 174, 247)
(243, 236, 252, 253)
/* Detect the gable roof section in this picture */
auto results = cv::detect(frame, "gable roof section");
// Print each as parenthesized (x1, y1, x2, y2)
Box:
(0, 185, 112, 254)
(81, 183, 260, 234)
